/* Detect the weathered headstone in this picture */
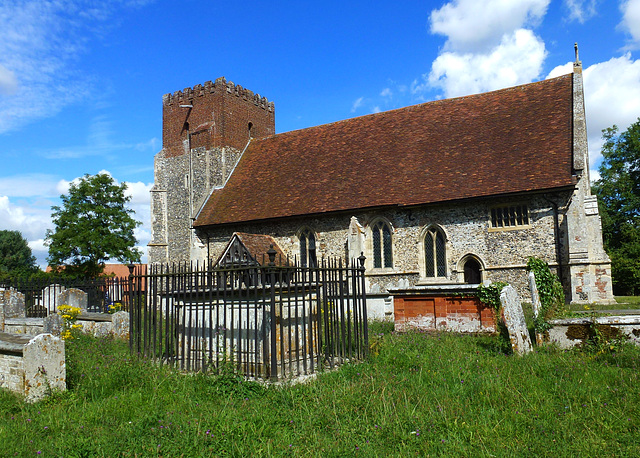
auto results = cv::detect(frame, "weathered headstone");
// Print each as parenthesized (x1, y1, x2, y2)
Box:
(0, 288, 26, 319)
(112, 311, 130, 340)
(0, 288, 26, 331)
(41, 284, 66, 314)
(500, 285, 533, 355)
(22, 333, 66, 402)
(57, 288, 88, 312)
(43, 313, 63, 337)
(528, 272, 544, 346)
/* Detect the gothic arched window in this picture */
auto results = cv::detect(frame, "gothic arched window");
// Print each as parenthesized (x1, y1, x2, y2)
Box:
(424, 226, 446, 277)
(299, 228, 317, 268)
(372, 220, 393, 268)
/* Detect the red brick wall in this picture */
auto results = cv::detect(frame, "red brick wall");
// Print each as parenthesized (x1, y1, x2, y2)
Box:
(394, 295, 495, 332)
(162, 78, 275, 158)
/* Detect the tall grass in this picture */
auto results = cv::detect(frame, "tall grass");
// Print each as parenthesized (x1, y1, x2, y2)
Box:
(1, 326, 638, 456)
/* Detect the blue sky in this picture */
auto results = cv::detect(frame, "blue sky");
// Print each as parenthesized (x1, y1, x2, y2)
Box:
(1, 0, 639, 268)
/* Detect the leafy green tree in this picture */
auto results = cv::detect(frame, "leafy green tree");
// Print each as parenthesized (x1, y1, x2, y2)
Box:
(0, 230, 38, 276)
(45, 173, 142, 277)
(592, 118, 640, 295)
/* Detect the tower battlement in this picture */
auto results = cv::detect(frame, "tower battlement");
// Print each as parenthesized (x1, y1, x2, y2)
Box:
(162, 77, 274, 112)
(162, 77, 276, 156)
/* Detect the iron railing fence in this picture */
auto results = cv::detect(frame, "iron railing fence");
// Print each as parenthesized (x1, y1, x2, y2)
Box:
(0, 266, 145, 317)
(129, 256, 368, 380)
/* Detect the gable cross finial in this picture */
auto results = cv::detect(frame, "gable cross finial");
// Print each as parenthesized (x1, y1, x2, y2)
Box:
(573, 42, 582, 73)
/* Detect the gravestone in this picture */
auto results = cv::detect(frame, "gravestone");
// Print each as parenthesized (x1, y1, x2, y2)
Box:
(500, 285, 533, 355)
(43, 313, 63, 336)
(112, 311, 130, 339)
(41, 284, 66, 314)
(0, 288, 26, 331)
(57, 288, 88, 311)
(528, 272, 544, 346)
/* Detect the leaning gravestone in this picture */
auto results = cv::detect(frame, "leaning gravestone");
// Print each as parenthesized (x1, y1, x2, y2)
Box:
(528, 272, 545, 346)
(57, 288, 88, 312)
(500, 285, 533, 355)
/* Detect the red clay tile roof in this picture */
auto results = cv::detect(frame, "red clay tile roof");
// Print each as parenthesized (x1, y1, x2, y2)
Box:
(195, 75, 575, 227)
(215, 233, 290, 266)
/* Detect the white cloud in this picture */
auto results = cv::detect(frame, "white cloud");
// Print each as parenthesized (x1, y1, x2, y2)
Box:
(372, 106, 381, 113)
(0, 1, 154, 134)
(427, 29, 547, 98)
(0, 174, 63, 198)
(547, 54, 640, 172)
(351, 97, 364, 112)
(0, 196, 52, 242)
(620, 0, 640, 46)
(430, 0, 549, 52)
(380, 88, 392, 97)
(564, 0, 598, 23)
(582, 54, 640, 168)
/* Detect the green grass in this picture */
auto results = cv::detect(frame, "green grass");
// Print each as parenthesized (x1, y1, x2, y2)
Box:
(1, 327, 639, 456)
(565, 296, 640, 312)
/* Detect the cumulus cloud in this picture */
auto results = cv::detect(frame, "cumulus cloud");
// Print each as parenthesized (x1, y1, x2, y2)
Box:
(547, 54, 640, 170)
(430, 0, 549, 52)
(620, 0, 640, 46)
(0, 196, 52, 242)
(427, 29, 547, 98)
(564, 0, 598, 23)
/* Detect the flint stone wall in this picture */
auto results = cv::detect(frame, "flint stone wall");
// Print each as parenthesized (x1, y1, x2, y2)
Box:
(199, 194, 564, 302)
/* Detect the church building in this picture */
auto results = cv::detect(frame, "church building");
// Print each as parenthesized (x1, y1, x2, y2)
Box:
(148, 57, 614, 320)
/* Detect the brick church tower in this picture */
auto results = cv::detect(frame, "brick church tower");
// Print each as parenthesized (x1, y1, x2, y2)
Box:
(148, 77, 275, 264)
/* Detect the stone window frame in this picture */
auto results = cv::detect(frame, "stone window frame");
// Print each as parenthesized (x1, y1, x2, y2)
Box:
(489, 203, 530, 231)
(297, 227, 318, 268)
(457, 253, 485, 284)
(367, 218, 394, 271)
(418, 224, 449, 282)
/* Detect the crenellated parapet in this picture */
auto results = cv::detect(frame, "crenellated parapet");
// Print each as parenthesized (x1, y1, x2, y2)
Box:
(162, 77, 274, 112)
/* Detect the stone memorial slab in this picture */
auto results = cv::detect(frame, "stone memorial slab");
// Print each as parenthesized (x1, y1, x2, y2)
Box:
(500, 285, 533, 355)
(57, 288, 88, 311)
(41, 284, 66, 314)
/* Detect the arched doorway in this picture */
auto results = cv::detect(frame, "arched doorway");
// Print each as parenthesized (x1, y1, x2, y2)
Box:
(464, 258, 482, 284)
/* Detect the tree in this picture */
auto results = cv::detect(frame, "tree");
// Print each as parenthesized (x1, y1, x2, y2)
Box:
(0, 230, 38, 276)
(592, 118, 640, 295)
(45, 173, 142, 277)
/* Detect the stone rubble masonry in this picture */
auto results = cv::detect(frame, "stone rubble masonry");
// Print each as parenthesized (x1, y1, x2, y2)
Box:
(0, 332, 65, 403)
(199, 194, 569, 301)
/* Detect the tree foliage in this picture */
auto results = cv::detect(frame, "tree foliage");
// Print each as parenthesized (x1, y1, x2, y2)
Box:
(592, 119, 640, 295)
(0, 230, 38, 277)
(45, 173, 142, 277)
